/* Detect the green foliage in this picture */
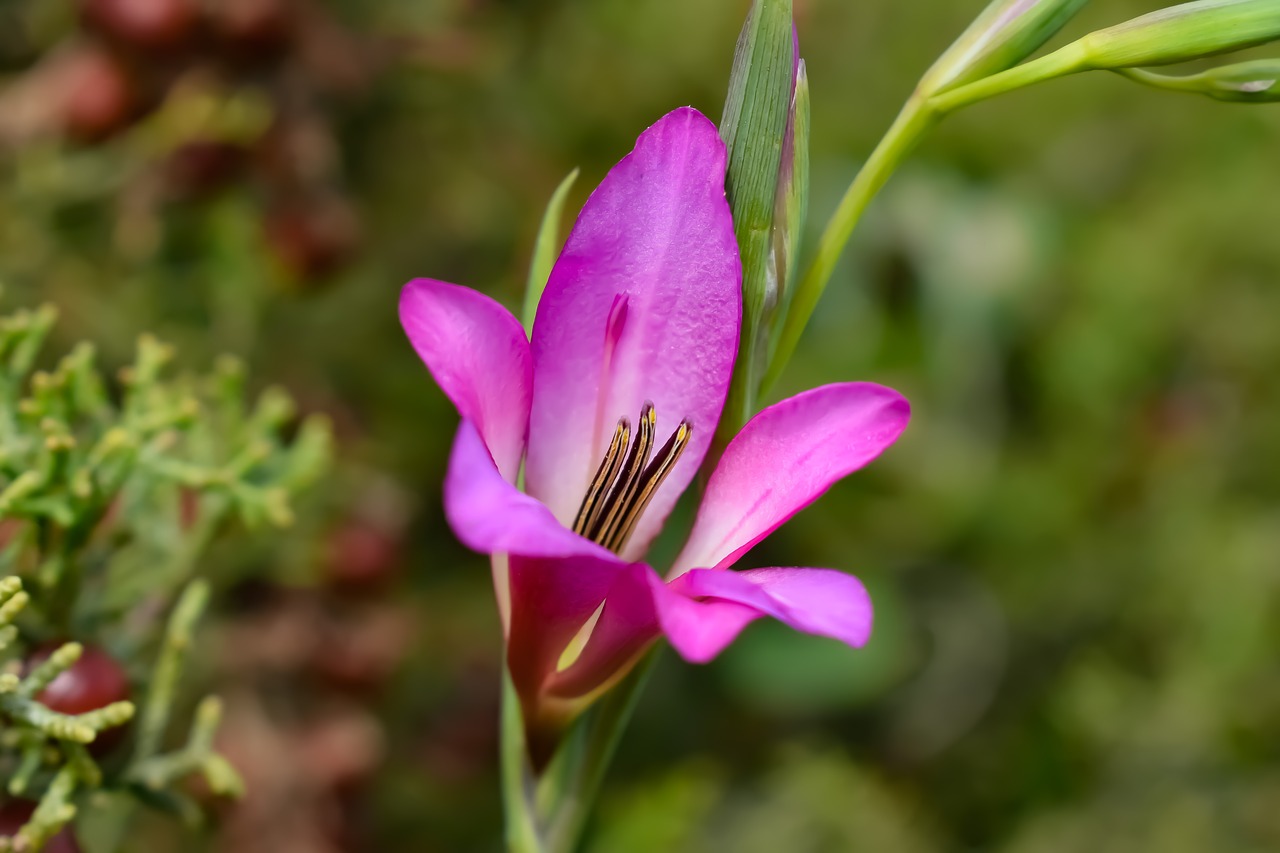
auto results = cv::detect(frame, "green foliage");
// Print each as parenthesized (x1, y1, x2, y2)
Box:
(0, 302, 330, 850)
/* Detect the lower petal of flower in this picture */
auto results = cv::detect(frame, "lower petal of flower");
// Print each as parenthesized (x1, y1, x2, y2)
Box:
(543, 562, 663, 703)
(506, 552, 637, 759)
(657, 566, 874, 663)
(444, 421, 615, 562)
(546, 564, 874, 695)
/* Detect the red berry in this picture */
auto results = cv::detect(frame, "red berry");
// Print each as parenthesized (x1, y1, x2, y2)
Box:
(30, 643, 131, 754)
(80, 0, 199, 52)
(0, 800, 83, 853)
(32, 643, 130, 715)
(60, 47, 137, 143)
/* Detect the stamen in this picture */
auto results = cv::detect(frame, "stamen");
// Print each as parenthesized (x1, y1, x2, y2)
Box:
(572, 417, 630, 537)
(573, 403, 693, 554)
(589, 403, 656, 545)
(601, 420, 692, 554)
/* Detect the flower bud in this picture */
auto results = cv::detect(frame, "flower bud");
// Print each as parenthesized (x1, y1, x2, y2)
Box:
(1122, 58, 1280, 101)
(719, 0, 795, 424)
(927, 0, 1280, 116)
(768, 59, 809, 361)
(921, 0, 1091, 94)
(1195, 58, 1280, 100)
(1079, 0, 1280, 69)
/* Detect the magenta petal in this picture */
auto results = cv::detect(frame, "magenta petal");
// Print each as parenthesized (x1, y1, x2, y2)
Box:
(507, 551, 633, 707)
(445, 421, 614, 561)
(525, 107, 742, 558)
(657, 567, 873, 664)
(672, 382, 910, 576)
(546, 562, 663, 700)
(400, 278, 532, 483)
(647, 571, 761, 664)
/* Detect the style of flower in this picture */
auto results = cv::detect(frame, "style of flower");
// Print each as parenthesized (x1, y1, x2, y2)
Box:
(399, 107, 909, 746)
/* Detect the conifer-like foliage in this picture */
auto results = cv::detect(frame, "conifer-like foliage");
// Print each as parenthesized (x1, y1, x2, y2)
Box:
(0, 302, 329, 851)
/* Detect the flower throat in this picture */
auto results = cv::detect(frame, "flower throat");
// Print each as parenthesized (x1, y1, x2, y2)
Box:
(572, 402, 691, 554)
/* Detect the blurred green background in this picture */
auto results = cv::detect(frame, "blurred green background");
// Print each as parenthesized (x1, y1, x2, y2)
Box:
(3, 0, 1280, 850)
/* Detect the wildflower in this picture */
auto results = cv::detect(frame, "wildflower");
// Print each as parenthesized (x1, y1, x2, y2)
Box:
(400, 107, 909, 742)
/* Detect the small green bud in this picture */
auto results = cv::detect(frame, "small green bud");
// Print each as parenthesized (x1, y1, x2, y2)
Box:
(78, 700, 136, 731)
(203, 754, 246, 798)
(1079, 0, 1280, 69)
(190, 695, 223, 753)
(0, 591, 29, 625)
(20, 642, 82, 698)
(251, 386, 296, 431)
(0, 471, 43, 511)
(921, 0, 1091, 93)
(1197, 57, 1280, 98)
(262, 487, 294, 527)
(1121, 57, 1280, 100)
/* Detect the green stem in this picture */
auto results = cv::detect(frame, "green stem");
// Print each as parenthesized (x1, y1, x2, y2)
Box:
(764, 40, 1093, 394)
(1113, 66, 1204, 93)
(542, 651, 657, 853)
(926, 41, 1089, 116)
(134, 580, 209, 761)
(501, 665, 545, 853)
(763, 95, 935, 393)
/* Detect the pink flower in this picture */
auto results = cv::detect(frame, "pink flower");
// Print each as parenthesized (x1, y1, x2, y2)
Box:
(400, 107, 909, 739)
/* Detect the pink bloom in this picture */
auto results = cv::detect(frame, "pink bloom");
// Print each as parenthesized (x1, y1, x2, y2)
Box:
(400, 107, 909, 739)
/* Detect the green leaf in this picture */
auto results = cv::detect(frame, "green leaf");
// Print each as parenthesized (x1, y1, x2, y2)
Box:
(718, 0, 795, 437)
(523, 169, 580, 337)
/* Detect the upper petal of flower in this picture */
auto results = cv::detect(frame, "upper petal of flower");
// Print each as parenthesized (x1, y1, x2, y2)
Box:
(525, 107, 742, 559)
(671, 382, 910, 576)
(400, 278, 532, 482)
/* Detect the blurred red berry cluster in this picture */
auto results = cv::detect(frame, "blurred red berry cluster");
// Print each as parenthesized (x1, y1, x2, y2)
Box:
(203, 488, 415, 851)
(0, 643, 132, 850)
(3, 0, 373, 283)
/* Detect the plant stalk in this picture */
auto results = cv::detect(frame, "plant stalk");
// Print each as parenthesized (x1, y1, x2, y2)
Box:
(764, 94, 935, 393)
